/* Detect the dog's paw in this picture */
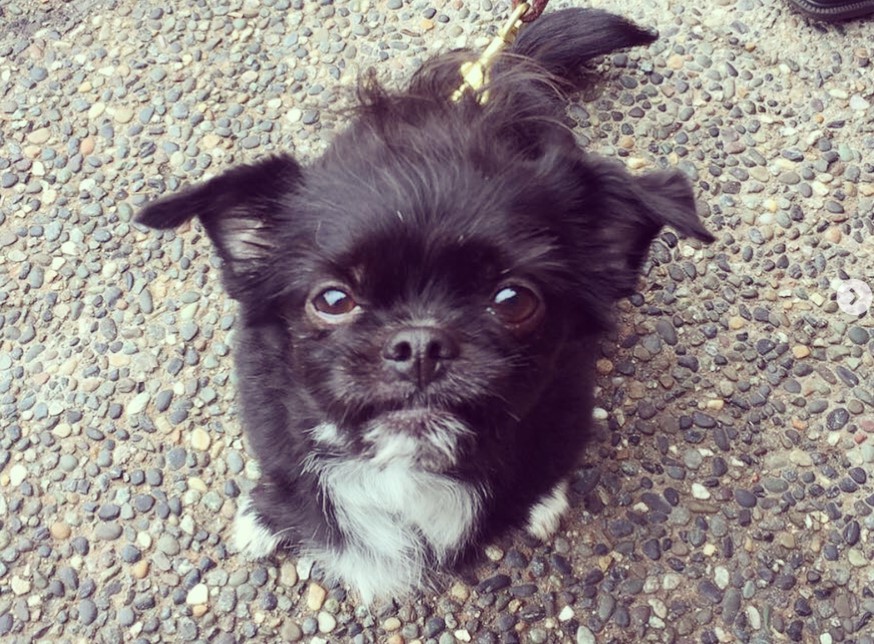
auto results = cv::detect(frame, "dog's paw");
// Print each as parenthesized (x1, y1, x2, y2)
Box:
(232, 496, 281, 559)
(525, 480, 570, 541)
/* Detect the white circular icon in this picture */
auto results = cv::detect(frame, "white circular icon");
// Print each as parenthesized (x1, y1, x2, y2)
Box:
(835, 279, 873, 316)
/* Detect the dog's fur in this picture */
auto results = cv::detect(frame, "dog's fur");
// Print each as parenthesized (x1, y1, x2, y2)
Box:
(137, 8, 714, 602)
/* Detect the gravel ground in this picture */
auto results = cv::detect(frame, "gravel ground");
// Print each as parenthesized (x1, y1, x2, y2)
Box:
(1, 0, 873, 642)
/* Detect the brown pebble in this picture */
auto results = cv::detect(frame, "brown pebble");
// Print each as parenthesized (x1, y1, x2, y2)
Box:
(50, 522, 71, 540)
(792, 345, 810, 359)
(595, 358, 613, 375)
(824, 227, 842, 243)
(307, 582, 327, 611)
(131, 560, 150, 579)
(80, 137, 95, 155)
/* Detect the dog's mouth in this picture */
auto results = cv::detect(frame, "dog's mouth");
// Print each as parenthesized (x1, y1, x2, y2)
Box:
(362, 408, 472, 472)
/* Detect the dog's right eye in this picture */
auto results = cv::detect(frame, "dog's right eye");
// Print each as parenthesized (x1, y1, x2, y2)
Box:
(311, 287, 358, 319)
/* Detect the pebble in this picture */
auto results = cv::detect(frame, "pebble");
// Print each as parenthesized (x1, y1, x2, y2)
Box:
(191, 428, 211, 451)
(78, 599, 98, 625)
(50, 522, 71, 540)
(186, 584, 208, 605)
(94, 523, 123, 540)
(307, 583, 327, 611)
(126, 392, 150, 416)
(317, 612, 336, 633)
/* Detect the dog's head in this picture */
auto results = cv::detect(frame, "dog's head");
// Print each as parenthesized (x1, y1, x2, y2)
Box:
(138, 60, 713, 473)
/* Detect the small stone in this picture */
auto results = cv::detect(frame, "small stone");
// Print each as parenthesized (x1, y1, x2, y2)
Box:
(186, 583, 208, 605)
(691, 483, 711, 500)
(576, 625, 596, 644)
(50, 522, 71, 540)
(111, 106, 134, 123)
(132, 560, 150, 579)
(827, 408, 850, 431)
(11, 576, 31, 595)
(94, 522, 123, 540)
(383, 617, 402, 631)
(79, 599, 98, 625)
(791, 345, 810, 359)
(317, 612, 336, 633)
(157, 533, 180, 555)
(279, 561, 298, 586)
(27, 127, 51, 144)
(127, 392, 150, 416)
(191, 428, 211, 451)
(9, 464, 28, 487)
(734, 489, 757, 508)
(484, 545, 504, 562)
(307, 583, 327, 611)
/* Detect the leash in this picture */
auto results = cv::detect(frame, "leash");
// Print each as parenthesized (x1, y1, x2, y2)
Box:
(451, 0, 549, 104)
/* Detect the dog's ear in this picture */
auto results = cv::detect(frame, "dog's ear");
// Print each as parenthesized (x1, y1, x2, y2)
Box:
(577, 159, 714, 302)
(136, 154, 302, 297)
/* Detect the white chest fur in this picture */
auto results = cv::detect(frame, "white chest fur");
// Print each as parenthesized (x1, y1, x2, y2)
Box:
(309, 454, 481, 603)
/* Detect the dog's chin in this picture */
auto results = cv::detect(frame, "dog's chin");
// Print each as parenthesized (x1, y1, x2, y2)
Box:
(363, 408, 472, 473)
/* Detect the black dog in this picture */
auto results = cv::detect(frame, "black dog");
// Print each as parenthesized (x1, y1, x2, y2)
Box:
(138, 8, 713, 601)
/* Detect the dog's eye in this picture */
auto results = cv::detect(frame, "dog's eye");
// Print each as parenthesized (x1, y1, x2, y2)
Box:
(311, 287, 358, 320)
(490, 284, 542, 329)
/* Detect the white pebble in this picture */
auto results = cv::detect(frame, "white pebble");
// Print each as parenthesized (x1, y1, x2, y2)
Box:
(9, 464, 28, 487)
(714, 566, 730, 589)
(11, 575, 31, 595)
(186, 583, 208, 605)
(576, 625, 596, 644)
(317, 612, 336, 633)
(691, 483, 711, 500)
(126, 392, 150, 416)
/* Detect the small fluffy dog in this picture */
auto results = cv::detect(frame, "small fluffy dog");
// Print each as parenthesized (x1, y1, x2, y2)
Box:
(138, 8, 713, 601)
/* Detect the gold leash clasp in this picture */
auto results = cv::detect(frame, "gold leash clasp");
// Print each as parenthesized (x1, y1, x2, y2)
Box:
(451, 2, 530, 104)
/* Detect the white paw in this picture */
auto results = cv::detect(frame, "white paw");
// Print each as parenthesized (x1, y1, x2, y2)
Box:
(526, 480, 570, 541)
(232, 496, 281, 559)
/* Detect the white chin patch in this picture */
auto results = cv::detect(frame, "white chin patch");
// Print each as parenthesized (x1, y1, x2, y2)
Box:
(363, 411, 471, 471)
(526, 479, 570, 541)
(232, 496, 281, 560)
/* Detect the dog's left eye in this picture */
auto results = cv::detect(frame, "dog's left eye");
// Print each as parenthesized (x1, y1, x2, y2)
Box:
(311, 287, 359, 320)
(490, 283, 542, 329)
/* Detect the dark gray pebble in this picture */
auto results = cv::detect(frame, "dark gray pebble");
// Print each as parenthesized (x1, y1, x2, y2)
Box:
(477, 574, 511, 594)
(120, 545, 141, 563)
(734, 489, 757, 508)
(844, 520, 861, 546)
(692, 411, 716, 428)
(826, 408, 849, 431)
(641, 538, 661, 560)
(698, 580, 723, 604)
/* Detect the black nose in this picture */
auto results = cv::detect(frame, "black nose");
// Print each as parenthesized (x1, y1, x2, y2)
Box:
(382, 326, 460, 387)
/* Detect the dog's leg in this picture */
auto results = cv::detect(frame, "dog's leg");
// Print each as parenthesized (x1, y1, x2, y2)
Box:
(231, 494, 283, 559)
(525, 479, 570, 541)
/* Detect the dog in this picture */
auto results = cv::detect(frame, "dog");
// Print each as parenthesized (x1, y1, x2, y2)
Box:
(137, 7, 714, 602)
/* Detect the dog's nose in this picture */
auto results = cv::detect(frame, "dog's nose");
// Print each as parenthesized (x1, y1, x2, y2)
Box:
(382, 327, 459, 387)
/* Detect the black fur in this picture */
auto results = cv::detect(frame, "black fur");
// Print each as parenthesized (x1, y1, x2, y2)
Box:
(138, 8, 713, 598)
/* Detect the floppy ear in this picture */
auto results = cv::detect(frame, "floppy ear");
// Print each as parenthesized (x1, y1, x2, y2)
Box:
(136, 154, 303, 298)
(574, 158, 714, 310)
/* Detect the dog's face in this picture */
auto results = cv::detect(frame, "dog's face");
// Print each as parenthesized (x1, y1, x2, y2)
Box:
(138, 64, 713, 476)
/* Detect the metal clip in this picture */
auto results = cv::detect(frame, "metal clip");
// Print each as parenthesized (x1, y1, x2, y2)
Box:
(451, 2, 529, 104)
